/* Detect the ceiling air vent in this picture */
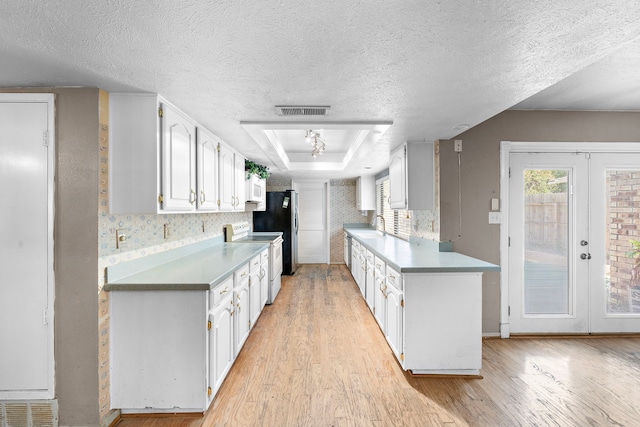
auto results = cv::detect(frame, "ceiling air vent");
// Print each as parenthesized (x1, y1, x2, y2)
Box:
(275, 105, 331, 116)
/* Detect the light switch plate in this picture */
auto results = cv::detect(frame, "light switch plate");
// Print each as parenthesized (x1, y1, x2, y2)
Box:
(488, 212, 501, 224)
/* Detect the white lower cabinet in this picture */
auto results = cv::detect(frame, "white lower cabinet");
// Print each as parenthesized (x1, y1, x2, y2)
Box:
(373, 269, 386, 329)
(249, 255, 262, 329)
(110, 290, 208, 412)
(111, 252, 270, 413)
(234, 265, 251, 355)
(384, 269, 403, 361)
(347, 233, 484, 376)
(209, 277, 234, 401)
(365, 259, 375, 310)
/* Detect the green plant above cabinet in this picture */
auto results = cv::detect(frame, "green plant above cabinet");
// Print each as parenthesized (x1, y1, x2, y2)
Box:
(245, 159, 270, 180)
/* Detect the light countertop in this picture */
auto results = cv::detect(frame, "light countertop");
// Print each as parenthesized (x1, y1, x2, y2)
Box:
(344, 227, 500, 273)
(105, 238, 269, 291)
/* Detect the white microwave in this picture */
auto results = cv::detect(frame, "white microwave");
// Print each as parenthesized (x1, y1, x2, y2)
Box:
(245, 175, 266, 208)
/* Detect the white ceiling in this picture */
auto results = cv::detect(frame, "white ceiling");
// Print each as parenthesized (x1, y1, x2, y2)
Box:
(1, 1, 639, 179)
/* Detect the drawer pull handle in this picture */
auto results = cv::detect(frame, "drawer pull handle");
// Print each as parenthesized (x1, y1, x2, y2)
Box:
(241, 272, 247, 277)
(389, 274, 396, 280)
(219, 286, 229, 295)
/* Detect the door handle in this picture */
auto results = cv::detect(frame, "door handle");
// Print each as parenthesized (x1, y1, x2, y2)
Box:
(580, 253, 592, 260)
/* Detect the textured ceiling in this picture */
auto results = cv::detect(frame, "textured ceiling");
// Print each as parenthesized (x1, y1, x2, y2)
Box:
(1, 1, 639, 179)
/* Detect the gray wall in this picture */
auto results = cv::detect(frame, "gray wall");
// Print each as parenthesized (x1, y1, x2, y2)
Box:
(440, 110, 640, 334)
(1, 88, 101, 425)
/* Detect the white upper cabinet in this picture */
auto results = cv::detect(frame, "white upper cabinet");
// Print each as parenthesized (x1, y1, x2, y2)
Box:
(196, 128, 219, 212)
(110, 93, 246, 214)
(218, 142, 236, 211)
(161, 104, 197, 212)
(389, 142, 434, 211)
(109, 93, 162, 214)
(218, 142, 245, 212)
(234, 154, 246, 211)
(356, 175, 376, 211)
(109, 94, 196, 214)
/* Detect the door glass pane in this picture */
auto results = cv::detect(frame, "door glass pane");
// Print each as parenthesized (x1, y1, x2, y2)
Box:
(606, 169, 640, 314)
(523, 169, 570, 314)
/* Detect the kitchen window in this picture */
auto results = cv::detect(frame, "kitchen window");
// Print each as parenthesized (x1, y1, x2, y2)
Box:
(376, 178, 411, 240)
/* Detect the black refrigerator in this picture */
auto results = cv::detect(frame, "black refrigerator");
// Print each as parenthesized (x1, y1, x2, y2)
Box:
(253, 190, 298, 275)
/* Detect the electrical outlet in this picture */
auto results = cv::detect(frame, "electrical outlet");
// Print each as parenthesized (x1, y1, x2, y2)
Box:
(164, 223, 170, 239)
(454, 139, 462, 152)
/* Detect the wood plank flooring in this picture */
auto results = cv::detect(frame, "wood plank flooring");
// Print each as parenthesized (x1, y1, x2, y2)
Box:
(114, 264, 640, 427)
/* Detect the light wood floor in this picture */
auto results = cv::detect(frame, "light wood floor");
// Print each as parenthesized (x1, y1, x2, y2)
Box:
(114, 264, 640, 427)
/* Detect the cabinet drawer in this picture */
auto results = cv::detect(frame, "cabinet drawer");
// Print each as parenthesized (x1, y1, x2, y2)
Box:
(352, 240, 360, 251)
(210, 275, 233, 307)
(250, 254, 261, 272)
(374, 256, 386, 275)
(365, 249, 374, 265)
(234, 263, 250, 283)
(261, 248, 269, 264)
(386, 266, 402, 290)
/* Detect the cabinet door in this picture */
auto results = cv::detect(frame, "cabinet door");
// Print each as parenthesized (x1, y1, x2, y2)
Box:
(385, 284, 404, 361)
(249, 271, 261, 329)
(196, 128, 219, 212)
(388, 144, 406, 209)
(234, 154, 246, 211)
(234, 281, 251, 354)
(161, 104, 197, 212)
(209, 297, 234, 397)
(374, 272, 386, 330)
(358, 254, 367, 296)
(218, 142, 235, 211)
(260, 262, 269, 308)
(365, 261, 375, 310)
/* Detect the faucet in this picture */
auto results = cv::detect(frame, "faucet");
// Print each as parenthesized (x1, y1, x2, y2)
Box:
(375, 214, 386, 235)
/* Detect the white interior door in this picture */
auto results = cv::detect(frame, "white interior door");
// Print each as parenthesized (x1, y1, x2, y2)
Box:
(294, 181, 328, 264)
(0, 94, 55, 398)
(508, 150, 640, 334)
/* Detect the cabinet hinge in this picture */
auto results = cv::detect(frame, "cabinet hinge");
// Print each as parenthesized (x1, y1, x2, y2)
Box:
(43, 307, 48, 325)
(400, 353, 405, 361)
(158, 194, 164, 203)
(42, 130, 49, 147)
(508, 167, 511, 178)
(158, 107, 163, 118)
(207, 320, 212, 330)
(508, 237, 511, 247)
(400, 299, 405, 308)
(216, 143, 220, 152)
(248, 320, 251, 329)
(217, 199, 221, 207)
(207, 386, 212, 396)
(508, 306, 511, 316)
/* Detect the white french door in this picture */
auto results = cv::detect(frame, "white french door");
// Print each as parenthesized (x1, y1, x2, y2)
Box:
(508, 149, 640, 334)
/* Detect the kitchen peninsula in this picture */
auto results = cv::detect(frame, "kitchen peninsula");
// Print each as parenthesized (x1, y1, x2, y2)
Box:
(105, 238, 271, 414)
(344, 225, 500, 376)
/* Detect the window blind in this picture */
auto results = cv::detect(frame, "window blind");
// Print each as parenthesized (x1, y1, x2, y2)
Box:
(376, 178, 411, 240)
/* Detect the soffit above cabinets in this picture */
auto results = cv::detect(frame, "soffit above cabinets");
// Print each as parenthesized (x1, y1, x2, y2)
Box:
(241, 121, 392, 177)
